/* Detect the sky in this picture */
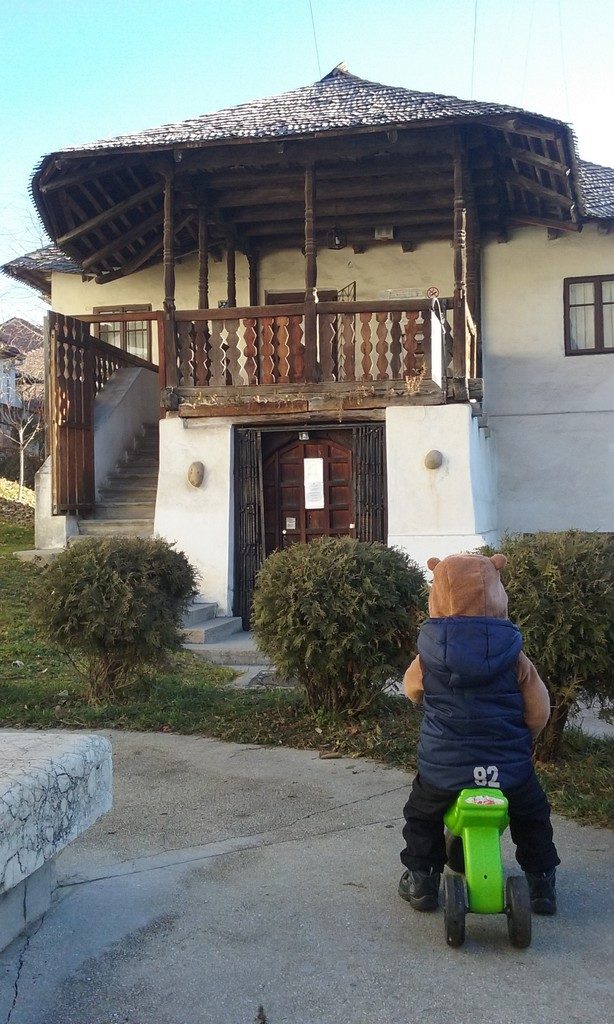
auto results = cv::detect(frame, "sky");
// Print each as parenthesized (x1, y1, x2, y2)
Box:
(1, 0, 613, 324)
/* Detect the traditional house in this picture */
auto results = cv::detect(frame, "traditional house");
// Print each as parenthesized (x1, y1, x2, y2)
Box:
(4, 65, 613, 626)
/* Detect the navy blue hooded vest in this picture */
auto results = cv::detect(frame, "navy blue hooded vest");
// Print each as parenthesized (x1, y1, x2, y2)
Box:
(416, 616, 533, 792)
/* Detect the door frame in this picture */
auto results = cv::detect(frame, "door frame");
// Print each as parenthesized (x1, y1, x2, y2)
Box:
(232, 422, 387, 627)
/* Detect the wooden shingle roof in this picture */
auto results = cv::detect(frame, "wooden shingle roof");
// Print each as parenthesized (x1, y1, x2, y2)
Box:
(65, 65, 558, 153)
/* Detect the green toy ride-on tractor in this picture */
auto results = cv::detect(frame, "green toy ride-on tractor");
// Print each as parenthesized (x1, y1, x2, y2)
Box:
(443, 788, 532, 949)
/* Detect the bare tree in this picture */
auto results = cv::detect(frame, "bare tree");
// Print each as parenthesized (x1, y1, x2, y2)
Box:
(0, 357, 43, 500)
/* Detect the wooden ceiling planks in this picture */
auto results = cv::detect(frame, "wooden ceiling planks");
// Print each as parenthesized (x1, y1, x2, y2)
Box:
(34, 120, 581, 282)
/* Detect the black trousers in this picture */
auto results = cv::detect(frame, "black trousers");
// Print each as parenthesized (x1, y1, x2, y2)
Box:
(401, 771, 560, 875)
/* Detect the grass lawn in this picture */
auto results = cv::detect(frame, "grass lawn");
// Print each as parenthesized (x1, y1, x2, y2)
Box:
(1, 523, 612, 829)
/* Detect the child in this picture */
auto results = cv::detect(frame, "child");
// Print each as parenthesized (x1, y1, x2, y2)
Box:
(399, 553, 559, 915)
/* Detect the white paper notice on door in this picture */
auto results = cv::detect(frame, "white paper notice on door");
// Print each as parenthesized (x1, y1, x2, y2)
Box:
(304, 457, 325, 509)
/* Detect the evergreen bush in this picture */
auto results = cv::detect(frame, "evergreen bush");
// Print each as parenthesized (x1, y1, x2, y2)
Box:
(252, 537, 427, 713)
(35, 537, 197, 698)
(487, 531, 614, 760)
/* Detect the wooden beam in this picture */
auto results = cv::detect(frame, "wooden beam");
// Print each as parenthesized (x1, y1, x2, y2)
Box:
(40, 155, 149, 193)
(56, 181, 163, 245)
(248, 251, 259, 305)
(198, 206, 209, 308)
(452, 128, 468, 401)
(81, 208, 164, 270)
(94, 213, 192, 284)
(304, 165, 317, 382)
(163, 169, 177, 388)
(503, 146, 569, 176)
(226, 234, 236, 307)
(509, 214, 582, 232)
(508, 172, 574, 209)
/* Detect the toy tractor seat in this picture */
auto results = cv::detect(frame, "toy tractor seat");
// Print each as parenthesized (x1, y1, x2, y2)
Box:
(443, 788, 532, 948)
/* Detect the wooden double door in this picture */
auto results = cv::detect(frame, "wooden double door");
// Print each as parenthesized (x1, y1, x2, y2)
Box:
(263, 437, 353, 553)
(233, 424, 387, 627)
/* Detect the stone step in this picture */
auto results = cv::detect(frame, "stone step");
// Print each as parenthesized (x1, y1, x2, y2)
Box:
(107, 468, 159, 482)
(121, 456, 159, 469)
(99, 485, 158, 501)
(91, 502, 156, 520)
(77, 519, 154, 537)
(182, 616, 243, 644)
(185, 631, 271, 665)
(182, 601, 218, 627)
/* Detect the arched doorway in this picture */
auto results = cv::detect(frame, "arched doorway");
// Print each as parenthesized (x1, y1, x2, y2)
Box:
(263, 436, 353, 555)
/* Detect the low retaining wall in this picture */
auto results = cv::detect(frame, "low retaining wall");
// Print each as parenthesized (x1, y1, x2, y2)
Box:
(0, 731, 112, 951)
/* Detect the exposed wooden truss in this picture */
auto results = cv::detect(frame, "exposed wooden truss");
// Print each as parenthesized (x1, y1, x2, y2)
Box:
(32, 117, 583, 283)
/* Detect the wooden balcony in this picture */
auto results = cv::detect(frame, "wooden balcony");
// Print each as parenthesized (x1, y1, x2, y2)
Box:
(168, 297, 451, 417)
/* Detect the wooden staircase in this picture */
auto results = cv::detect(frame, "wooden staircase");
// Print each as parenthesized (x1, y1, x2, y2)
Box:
(75, 424, 158, 539)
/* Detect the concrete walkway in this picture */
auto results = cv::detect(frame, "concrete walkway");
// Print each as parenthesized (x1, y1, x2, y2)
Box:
(1, 731, 612, 1024)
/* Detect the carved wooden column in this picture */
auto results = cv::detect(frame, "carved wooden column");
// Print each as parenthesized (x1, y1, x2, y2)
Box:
(452, 129, 469, 401)
(304, 165, 318, 381)
(226, 234, 237, 307)
(247, 251, 259, 306)
(162, 168, 178, 388)
(198, 206, 209, 309)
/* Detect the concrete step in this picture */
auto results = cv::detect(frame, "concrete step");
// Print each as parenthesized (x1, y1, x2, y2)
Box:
(99, 485, 158, 501)
(185, 631, 271, 665)
(92, 502, 156, 520)
(77, 519, 154, 537)
(182, 616, 243, 644)
(182, 601, 218, 627)
(107, 468, 159, 483)
(121, 456, 159, 469)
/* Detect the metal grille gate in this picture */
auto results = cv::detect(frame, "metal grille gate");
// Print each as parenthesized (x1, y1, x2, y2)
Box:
(353, 424, 387, 543)
(233, 428, 265, 629)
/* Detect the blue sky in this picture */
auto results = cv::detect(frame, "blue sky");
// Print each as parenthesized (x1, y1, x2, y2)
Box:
(2, 0, 613, 322)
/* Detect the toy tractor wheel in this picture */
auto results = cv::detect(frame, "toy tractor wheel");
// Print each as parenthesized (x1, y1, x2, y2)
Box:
(506, 876, 532, 949)
(444, 874, 466, 947)
(445, 830, 465, 874)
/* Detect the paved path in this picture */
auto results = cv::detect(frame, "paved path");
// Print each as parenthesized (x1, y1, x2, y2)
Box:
(1, 731, 612, 1024)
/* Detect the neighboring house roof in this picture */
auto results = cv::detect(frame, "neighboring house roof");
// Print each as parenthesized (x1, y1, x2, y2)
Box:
(578, 160, 614, 219)
(0, 245, 80, 301)
(64, 64, 564, 152)
(0, 317, 44, 352)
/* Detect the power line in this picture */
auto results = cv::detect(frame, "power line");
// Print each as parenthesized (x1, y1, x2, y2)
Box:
(520, 0, 536, 106)
(470, 0, 479, 99)
(308, 0, 322, 79)
(557, 0, 571, 121)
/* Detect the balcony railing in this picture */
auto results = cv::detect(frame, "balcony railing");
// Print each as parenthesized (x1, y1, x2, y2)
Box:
(173, 298, 448, 390)
(48, 312, 158, 514)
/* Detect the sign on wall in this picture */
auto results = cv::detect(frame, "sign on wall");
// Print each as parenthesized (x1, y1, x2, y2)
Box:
(304, 457, 325, 509)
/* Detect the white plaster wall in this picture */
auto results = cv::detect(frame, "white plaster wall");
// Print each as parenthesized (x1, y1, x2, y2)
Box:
(482, 224, 614, 532)
(258, 242, 454, 301)
(154, 416, 234, 612)
(34, 457, 78, 549)
(93, 366, 159, 495)
(386, 405, 498, 567)
(52, 242, 453, 315)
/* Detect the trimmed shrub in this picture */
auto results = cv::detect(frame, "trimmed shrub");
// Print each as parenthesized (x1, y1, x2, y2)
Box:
(487, 531, 614, 761)
(35, 537, 197, 698)
(252, 537, 427, 713)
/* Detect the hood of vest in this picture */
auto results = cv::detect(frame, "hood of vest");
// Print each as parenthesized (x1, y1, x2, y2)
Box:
(418, 616, 522, 687)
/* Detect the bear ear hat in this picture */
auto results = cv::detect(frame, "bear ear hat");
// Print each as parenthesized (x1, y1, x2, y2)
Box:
(490, 554, 507, 571)
(427, 557, 441, 571)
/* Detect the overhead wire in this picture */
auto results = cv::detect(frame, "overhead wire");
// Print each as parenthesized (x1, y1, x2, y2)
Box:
(557, 0, 571, 121)
(308, 0, 322, 79)
(520, 0, 536, 106)
(470, 0, 479, 99)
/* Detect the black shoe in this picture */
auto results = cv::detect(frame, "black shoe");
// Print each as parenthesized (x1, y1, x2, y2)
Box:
(398, 869, 440, 911)
(525, 868, 557, 915)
